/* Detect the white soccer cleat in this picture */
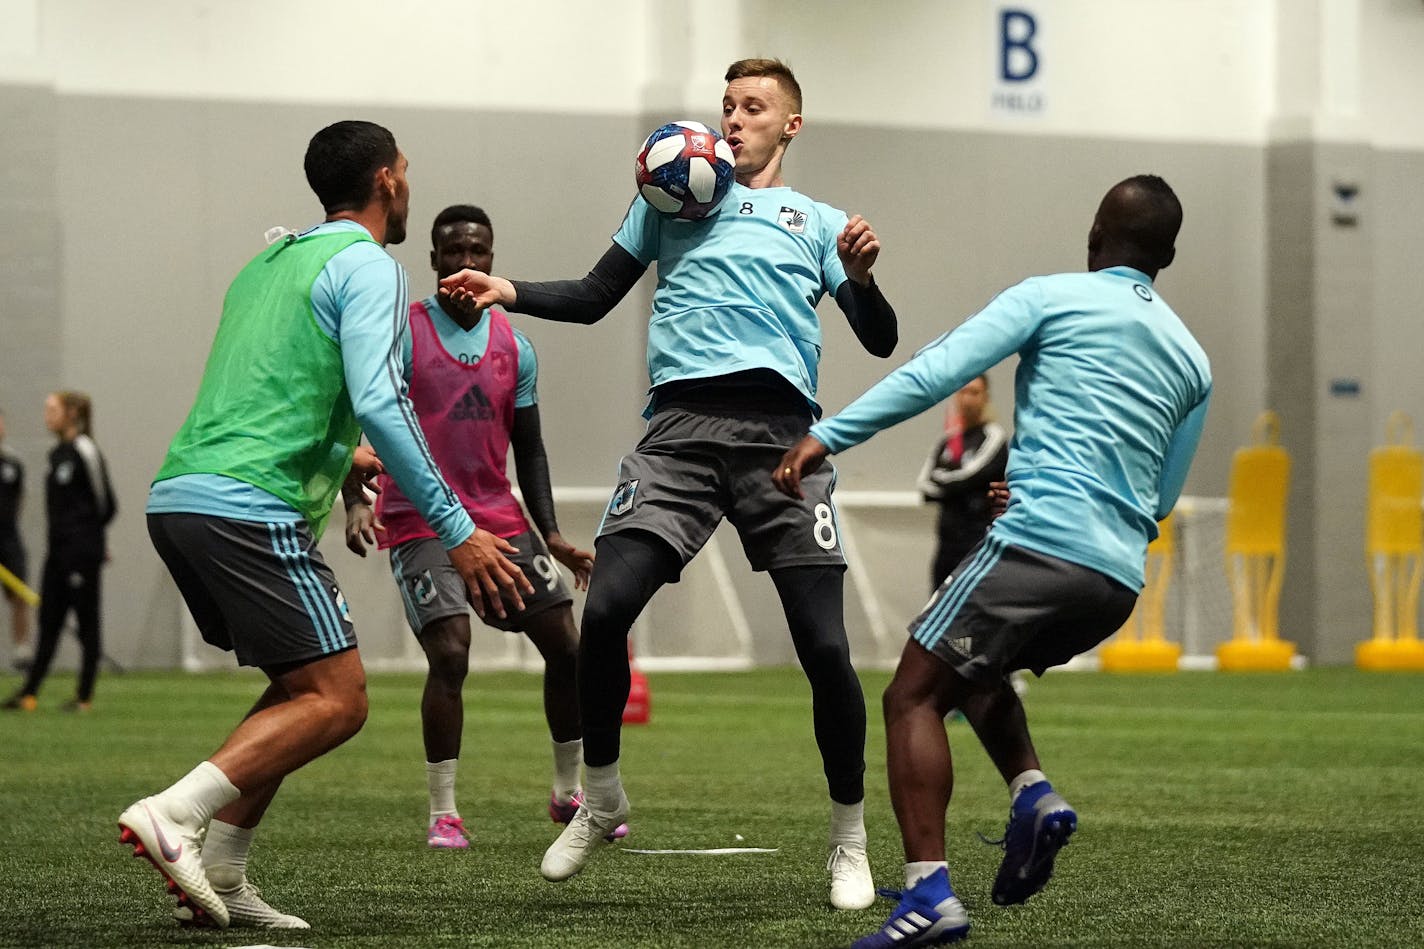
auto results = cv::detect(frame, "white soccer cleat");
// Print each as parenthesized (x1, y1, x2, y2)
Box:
(118, 797, 230, 928)
(828, 843, 876, 910)
(540, 789, 629, 882)
(174, 880, 310, 929)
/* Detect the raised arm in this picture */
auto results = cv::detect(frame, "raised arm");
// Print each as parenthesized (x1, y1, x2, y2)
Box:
(774, 281, 1044, 499)
(439, 244, 647, 326)
(834, 278, 898, 357)
(833, 214, 897, 357)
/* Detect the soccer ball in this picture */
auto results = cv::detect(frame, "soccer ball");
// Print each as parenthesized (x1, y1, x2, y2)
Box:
(634, 121, 736, 221)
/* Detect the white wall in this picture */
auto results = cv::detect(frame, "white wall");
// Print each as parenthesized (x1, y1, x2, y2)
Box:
(8, 0, 1422, 147)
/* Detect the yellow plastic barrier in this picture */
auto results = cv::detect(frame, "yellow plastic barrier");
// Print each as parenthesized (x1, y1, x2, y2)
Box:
(1356, 412, 1424, 671)
(1217, 412, 1299, 671)
(0, 562, 39, 607)
(1101, 514, 1181, 672)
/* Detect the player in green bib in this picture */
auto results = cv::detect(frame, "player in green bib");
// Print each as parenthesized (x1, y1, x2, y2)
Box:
(117, 121, 533, 932)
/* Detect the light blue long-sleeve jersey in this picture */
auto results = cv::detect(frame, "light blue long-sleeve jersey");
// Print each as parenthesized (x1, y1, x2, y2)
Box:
(811, 266, 1211, 590)
(149, 221, 475, 548)
(614, 183, 850, 414)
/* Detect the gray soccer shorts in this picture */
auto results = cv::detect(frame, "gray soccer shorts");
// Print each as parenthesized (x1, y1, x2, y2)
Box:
(389, 530, 573, 635)
(147, 512, 356, 670)
(598, 405, 846, 574)
(909, 534, 1138, 683)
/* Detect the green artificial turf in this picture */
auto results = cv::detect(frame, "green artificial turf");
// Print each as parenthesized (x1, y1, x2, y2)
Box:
(1, 667, 1420, 947)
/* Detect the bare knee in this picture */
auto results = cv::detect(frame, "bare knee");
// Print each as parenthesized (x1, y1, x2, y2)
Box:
(325, 674, 368, 739)
(882, 678, 919, 726)
(421, 619, 471, 688)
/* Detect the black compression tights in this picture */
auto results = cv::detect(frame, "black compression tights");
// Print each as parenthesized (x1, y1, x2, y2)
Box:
(579, 530, 866, 804)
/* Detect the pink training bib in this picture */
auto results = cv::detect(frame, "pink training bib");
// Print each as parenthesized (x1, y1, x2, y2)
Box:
(377, 302, 529, 545)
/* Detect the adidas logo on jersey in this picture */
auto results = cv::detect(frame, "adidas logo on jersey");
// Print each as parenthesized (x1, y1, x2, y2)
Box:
(449, 384, 495, 422)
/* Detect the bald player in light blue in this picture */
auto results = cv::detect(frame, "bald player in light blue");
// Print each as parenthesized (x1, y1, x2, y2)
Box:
(777, 175, 1210, 949)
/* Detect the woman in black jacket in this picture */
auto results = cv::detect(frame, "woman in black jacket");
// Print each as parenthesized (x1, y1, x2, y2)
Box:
(918, 375, 1009, 593)
(4, 391, 115, 711)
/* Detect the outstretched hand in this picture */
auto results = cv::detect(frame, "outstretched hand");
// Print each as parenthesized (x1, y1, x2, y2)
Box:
(439, 269, 516, 312)
(447, 528, 536, 620)
(772, 435, 831, 500)
(837, 214, 880, 286)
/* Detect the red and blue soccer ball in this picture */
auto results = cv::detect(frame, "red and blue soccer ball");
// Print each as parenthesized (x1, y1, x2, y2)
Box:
(634, 121, 736, 220)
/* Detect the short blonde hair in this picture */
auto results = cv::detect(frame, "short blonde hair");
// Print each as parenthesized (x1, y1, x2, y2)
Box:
(725, 58, 802, 113)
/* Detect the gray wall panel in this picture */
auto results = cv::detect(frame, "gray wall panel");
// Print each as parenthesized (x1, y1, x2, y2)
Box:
(0, 84, 60, 669)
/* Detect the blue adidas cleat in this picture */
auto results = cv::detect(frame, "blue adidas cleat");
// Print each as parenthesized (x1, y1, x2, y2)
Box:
(851, 868, 970, 948)
(989, 780, 1077, 906)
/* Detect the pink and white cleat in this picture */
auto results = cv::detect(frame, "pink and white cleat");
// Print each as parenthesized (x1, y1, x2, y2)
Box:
(427, 814, 469, 849)
(550, 791, 628, 841)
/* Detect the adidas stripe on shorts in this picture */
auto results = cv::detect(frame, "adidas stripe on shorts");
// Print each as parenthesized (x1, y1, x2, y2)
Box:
(909, 535, 1138, 682)
(148, 512, 356, 670)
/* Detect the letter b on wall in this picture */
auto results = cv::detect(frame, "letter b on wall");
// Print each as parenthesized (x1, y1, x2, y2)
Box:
(1000, 9, 1039, 82)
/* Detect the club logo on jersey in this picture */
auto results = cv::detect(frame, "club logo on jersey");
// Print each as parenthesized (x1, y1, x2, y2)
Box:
(449, 384, 495, 422)
(777, 206, 808, 233)
(53, 461, 73, 485)
(608, 479, 639, 517)
(1134, 284, 1153, 302)
(409, 569, 437, 606)
(490, 349, 514, 382)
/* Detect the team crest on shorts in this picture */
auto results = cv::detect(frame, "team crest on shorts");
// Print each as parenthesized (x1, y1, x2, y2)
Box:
(778, 206, 808, 233)
(409, 570, 437, 606)
(334, 587, 351, 621)
(608, 479, 639, 516)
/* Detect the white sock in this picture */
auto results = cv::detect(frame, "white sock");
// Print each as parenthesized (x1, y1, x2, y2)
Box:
(426, 759, 459, 822)
(583, 761, 622, 811)
(202, 819, 254, 891)
(155, 761, 241, 828)
(905, 860, 948, 890)
(552, 739, 583, 803)
(829, 799, 867, 849)
(1009, 768, 1049, 803)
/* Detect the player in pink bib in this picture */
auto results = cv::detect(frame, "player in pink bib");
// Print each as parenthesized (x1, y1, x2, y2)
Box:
(343, 205, 625, 849)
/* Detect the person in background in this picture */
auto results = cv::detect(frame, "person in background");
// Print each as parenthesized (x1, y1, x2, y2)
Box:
(918, 375, 1008, 594)
(343, 203, 619, 850)
(0, 409, 32, 671)
(4, 391, 116, 711)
